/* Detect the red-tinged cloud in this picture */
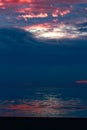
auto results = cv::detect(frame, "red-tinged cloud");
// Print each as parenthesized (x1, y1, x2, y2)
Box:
(0, 0, 31, 3)
(0, 0, 87, 9)
(0, 0, 87, 3)
(0, 0, 87, 41)
(18, 13, 48, 21)
(0, 0, 73, 20)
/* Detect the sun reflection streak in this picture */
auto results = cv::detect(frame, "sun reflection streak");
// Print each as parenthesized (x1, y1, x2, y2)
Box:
(0, 97, 86, 117)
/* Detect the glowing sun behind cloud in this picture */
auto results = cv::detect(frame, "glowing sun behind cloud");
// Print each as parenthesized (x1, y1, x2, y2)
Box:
(24, 22, 87, 40)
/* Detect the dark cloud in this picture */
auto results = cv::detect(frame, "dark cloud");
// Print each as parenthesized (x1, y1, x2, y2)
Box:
(77, 22, 87, 32)
(0, 27, 87, 87)
(0, 27, 87, 65)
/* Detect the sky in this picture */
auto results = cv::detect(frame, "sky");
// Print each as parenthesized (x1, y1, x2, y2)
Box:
(0, 0, 87, 87)
(0, 0, 87, 40)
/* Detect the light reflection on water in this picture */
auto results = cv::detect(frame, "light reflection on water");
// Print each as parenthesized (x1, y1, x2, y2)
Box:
(0, 87, 87, 117)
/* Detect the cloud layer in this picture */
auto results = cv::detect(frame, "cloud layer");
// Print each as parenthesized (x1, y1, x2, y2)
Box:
(0, 27, 87, 64)
(0, 0, 87, 31)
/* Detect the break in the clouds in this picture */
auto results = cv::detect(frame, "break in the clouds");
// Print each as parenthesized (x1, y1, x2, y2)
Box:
(0, 0, 87, 39)
(24, 22, 87, 40)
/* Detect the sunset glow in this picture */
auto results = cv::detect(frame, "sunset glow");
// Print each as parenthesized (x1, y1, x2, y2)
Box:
(0, 0, 87, 40)
(24, 23, 87, 40)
